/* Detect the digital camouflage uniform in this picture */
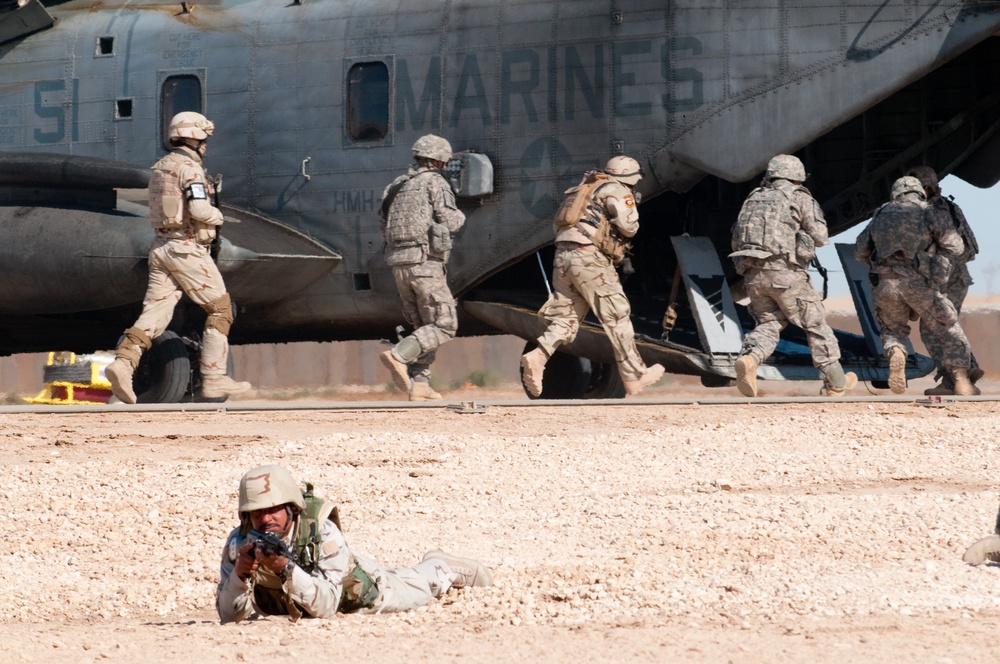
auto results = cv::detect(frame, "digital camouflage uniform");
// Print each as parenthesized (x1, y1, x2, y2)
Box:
(730, 159, 847, 394)
(855, 179, 971, 381)
(534, 177, 648, 382)
(919, 194, 981, 390)
(379, 164, 466, 385)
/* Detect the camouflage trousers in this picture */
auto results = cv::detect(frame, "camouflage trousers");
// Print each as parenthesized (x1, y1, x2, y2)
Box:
(391, 260, 458, 380)
(535, 247, 646, 382)
(919, 268, 979, 385)
(874, 271, 971, 370)
(740, 267, 841, 368)
(131, 238, 231, 376)
(358, 553, 455, 615)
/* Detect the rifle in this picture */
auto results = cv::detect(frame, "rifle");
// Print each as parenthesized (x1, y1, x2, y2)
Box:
(246, 529, 297, 561)
(209, 173, 223, 262)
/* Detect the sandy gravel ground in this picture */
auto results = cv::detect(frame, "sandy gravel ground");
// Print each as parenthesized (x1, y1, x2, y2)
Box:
(2, 398, 1000, 663)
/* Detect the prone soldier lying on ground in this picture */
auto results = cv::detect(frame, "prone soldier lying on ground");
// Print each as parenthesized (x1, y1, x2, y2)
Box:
(216, 464, 492, 622)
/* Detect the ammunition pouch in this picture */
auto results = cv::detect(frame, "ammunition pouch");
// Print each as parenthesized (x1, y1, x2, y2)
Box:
(427, 222, 452, 262)
(339, 564, 379, 612)
(193, 221, 217, 245)
(587, 217, 630, 265)
(385, 243, 427, 267)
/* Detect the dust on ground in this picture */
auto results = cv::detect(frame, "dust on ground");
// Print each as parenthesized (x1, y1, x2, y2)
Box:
(1, 399, 999, 663)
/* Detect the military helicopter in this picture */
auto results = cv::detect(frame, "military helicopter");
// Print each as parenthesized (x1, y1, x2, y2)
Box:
(1, 0, 999, 401)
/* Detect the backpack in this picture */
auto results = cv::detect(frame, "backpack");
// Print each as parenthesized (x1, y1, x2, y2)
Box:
(554, 171, 612, 229)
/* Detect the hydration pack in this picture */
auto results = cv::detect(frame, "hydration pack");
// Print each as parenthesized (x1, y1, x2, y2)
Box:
(554, 171, 612, 229)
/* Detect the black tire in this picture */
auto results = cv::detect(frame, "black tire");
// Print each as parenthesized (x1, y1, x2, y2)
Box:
(520, 343, 625, 399)
(584, 361, 626, 399)
(700, 374, 734, 388)
(134, 331, 191, 404)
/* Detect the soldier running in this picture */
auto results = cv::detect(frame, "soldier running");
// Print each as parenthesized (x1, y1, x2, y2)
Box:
(105, 112, 251, 404)
(730, 154, 857, 397)
(855, 175, 977, 395)
(379, 135, 466, 401)
(906, 166, 984, 395)
(520, 156, 665, 398)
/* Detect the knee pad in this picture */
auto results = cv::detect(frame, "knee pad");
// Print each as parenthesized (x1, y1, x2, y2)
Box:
(202, 293, 235, 336)
(121, 326, 153, 351)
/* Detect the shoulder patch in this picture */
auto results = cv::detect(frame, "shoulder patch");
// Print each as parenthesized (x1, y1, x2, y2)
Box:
(187, 182, 207, 200)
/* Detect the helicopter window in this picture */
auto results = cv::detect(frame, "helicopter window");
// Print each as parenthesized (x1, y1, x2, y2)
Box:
(160, 75, 203, 150)
(96, 36, 114, 57)
(347, 62, 389, 141)
(116, 99, 133, 120)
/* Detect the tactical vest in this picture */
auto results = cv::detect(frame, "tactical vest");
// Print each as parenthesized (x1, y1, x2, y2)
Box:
(731, 184, 798, 263)
(556, 173, 631, 264)
(148, 155, 187, 231)
(868, 202, 931, 267)
(249, 485, 378, 618)
(384, 171, 436, 264)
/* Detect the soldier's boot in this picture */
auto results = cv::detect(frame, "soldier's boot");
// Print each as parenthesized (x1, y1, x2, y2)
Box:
(821, 362, 858, 397)
(952, 368, 980, 397)
(624, 363, 666, 397)
(734, 354, 758, 397)
(105, 358, 137, 405)
(887, 346, 907, 394)
(962, 534, 1000, 565)
(380, 337, 422, 393)
(970, 367, 985, 384)
(409, 380, 442, 402)
(520, 347, 549, 398)
(422, 550, 493, 588)
(201, 374, 253, 399)
(923, 383, 955, 396)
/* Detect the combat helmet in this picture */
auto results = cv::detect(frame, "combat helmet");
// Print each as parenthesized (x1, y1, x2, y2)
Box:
(891, 175, 926, 203)
(906, 165, 940, 197)
(167, 111, 214, 142)
(604, 155, 643, 186)
(412, 134, 452, 163)
(765, 154, 807, 182)
(238, 464, 306, 515)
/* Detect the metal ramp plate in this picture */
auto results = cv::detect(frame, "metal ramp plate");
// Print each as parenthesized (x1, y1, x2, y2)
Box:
(835, 242, 915, 357)
(670, 235, 743, 354)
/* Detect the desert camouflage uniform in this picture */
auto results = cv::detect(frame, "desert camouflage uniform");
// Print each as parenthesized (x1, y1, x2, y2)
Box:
(730, 178, 842, 373)
(534, 179, 648, 382)
(919, 195, 980, 387)
(216, 520, 457, 623)
(124, 146, 231, 377)
(855, 198, 970, 370)
(380, 166, 466, 381)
